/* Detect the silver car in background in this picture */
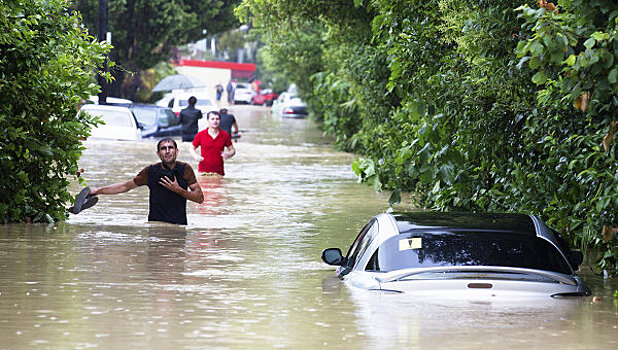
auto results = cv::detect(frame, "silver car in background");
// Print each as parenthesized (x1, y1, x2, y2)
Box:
(322, 212, 590, 299)
(78, 104, 142, 141)
(271, 92, 308, 118)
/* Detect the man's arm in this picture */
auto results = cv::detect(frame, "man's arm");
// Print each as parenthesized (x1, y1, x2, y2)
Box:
(187, 182, 204, 203)
(232, 122, 239, 134)
(190, 145, 203, 162)
(222, 143, 236, 159)
(90, 180, 138, 195)
(159, 177, 204, 204)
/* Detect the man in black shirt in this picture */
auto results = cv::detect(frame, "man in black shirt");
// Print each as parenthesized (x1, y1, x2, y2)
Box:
(219, 108, 238, 139)
(179, 96, 203, 142)
(89, 139, 204, 225)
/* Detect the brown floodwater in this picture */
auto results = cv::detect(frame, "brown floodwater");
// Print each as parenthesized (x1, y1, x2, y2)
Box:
(1, 106, 617, 349)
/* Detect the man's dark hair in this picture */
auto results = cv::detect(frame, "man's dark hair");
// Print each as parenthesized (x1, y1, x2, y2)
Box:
(157, 138, 177, 150)
(188, 96, 197, 106)
(207, 111, 220, 119)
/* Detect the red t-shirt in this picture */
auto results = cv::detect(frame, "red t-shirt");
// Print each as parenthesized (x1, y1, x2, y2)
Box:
(192, 128, 232, 175)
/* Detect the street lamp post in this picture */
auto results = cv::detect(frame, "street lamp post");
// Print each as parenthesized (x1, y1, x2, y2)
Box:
(203, 29, 208, 60)
(97, 0, 108, 104)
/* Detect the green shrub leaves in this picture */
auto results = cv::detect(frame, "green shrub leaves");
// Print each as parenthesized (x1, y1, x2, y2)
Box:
(0, 0, 108, 223)
(243, 0, 618, 273)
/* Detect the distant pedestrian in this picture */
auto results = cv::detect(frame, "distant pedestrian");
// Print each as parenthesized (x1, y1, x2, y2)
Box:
(178, 96, 203, 142)
(226, 80, 234, 105)
(190, 111, 236, 176)
(215, 83, 224, 102)
(219, 108, 238, 138)
(230, 79, 238, 104)
(251, 79, 261, 94)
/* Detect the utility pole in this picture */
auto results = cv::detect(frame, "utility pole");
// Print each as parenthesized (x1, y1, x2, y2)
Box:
(203, 29, 207, 60)
(97, 0, 108, 104)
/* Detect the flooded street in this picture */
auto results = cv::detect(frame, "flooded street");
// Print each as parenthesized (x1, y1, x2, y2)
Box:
(1, 106, 618, 349)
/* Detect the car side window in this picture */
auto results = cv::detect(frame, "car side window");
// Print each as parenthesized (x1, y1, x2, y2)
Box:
(167, 98, 174, 108)
(166, 110, 178, 126)
(344, 219, 377, 270)
(366, 249, 380, 271)
(157, 110, 170, 127)
(353, 223, 379, 270)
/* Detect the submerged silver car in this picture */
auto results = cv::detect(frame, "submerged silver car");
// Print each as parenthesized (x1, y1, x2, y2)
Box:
(78, 104, 142, 141)
(321, 212, 590, 299)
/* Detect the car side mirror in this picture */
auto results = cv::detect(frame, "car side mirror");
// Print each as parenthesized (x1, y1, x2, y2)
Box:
(137, 122, 145, 130)
(321, 248, 343, 266)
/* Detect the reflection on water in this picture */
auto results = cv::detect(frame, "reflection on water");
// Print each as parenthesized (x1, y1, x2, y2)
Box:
(1, 106, 617, 349)
(344, 286, 605, 349)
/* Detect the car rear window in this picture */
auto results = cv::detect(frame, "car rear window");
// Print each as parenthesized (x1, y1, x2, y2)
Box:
(366, 231, 572, 275)
(132, 108, 156, 125)
(89, 109, 134, 127)
(179, 98, 212, 107)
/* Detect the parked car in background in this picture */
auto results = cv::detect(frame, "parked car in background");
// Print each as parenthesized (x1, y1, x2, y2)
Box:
(234, 82, 257, 104)
(272, 92, 308, 118)
(322, 211, 589, 299)
(251, 88, 279, 106)
(78, 104, 141, 141)
(129, 104, 182, 139)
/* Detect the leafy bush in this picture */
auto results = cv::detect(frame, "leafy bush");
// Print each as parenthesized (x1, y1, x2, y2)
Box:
(239, 0, 618, 273)
(513, 0, 618, 271)
(0, 0, 109, 223)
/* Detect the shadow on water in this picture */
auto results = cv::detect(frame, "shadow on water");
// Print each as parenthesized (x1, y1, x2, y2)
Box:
(1, 106, 617, 348)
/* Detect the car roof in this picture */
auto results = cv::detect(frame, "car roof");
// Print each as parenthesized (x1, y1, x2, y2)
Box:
(81, 104, 132, 112)
(88, 95, 132, 104)
(130, 103, 170, 110)
(391, 211, 537, 236)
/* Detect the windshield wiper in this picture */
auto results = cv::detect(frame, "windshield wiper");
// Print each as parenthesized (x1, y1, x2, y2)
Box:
(375, 266, 576, 286)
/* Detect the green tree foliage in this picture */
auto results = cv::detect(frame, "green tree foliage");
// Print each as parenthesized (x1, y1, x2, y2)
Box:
(0, 0, 109, 223)
(74, 0, 241, 97)
(237, 0, 399, 151)
(217, 29, 251, 63)
(239, 0, 618, 273)
(254, 45, 291, 93)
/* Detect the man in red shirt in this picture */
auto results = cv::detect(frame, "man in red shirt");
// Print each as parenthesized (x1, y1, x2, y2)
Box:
(190, 111, 236, 175)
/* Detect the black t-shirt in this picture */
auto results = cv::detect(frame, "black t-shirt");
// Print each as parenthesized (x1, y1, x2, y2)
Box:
(219, 113, 236, 136)
(133, 162, 197, 225)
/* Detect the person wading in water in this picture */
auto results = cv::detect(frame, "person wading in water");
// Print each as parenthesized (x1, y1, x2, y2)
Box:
(178, 96, 203, 142)
(90, 139, 204, 225)
(190, 111, 236, 176)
